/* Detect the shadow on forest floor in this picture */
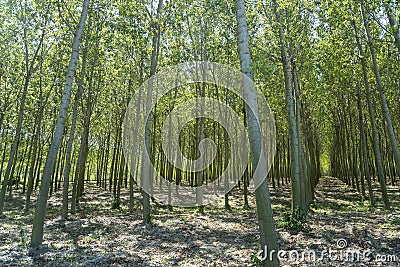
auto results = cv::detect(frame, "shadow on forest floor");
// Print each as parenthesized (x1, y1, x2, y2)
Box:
(0, 177, 399, 266)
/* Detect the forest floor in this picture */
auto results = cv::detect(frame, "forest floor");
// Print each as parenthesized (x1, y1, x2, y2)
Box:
(0, 176, 399, 267)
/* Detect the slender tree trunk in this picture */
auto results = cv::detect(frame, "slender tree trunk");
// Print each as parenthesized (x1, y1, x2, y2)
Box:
(273, 0, 301, 212)
(0, 141, 7, 185)
(116, 148, 124, 208)
(61, 77, 82, 220)
(24, 140, 36, 194)
(50, 142, 63, 196)
(112, 137, 121, 199)
(70, 153, 81, 214)
(352, 17, 390, 209)
(103, 132, 110, 190)
(289, 38, 309, 209)
(30, 0, 90, 247)
(0, 7, 47, 215)
(76, 72, 93, 199)
(361, 3, 400, 181)
(129, 54, 145, 213)
(196, 80, 206, 213)
(34, 148, 43, 190)
(235, 0, 279, 266)
(142, 0, 163, 224)
(356, 84, 375, 206)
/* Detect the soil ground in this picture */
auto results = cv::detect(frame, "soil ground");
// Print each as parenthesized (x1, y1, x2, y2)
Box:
(0, 176, 399, 266)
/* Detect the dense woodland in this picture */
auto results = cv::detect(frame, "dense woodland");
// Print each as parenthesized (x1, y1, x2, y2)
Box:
(0, 0, 399, 266)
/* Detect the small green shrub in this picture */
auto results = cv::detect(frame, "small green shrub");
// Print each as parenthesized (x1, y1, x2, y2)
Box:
(111, 198, 120, 209)
(250, 251, 263, 267)
(278, 207, 310, 233)
(309, 201, 318, 210)
(390, 217, 400, 226)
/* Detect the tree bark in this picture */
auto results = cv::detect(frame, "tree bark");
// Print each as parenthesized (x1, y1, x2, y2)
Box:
(272, 0, 301, 211)
(361, 3, 400, 183)
(351, 16, 390, 209)
(142, 0, 163, 224)
(61, 74, 82, 220)
(30, 0, 90, 247)
(235, 0, 279, 266)
(356, 83, 375, 206)
(0, 10, 46, 215)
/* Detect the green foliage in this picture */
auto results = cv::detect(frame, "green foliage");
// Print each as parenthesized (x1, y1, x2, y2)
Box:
(110, 198, 120, 210)
(250, 251, 263, 267)
(309, 201, 318, 210)
(81, 233, 97, 244)
(277, 207, 310, 233)
(390, 217, 400, 226)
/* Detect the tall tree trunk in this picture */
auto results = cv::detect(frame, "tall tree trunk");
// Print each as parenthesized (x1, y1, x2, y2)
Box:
(22, 139, 34, 194)
(61, 77, 82, 220)
(288, 35, 309, 209)
(361, 3, 400, 181)
(196, 80, 206, 213)
(272, 0, 301, 212)
(129, 53, 145, 213)
(356, 84, 375, 206)
(0, 141, 7, 185)
(235, 0, 279, 266)
(142, 0, 163, 224)
(30, 0, 90, 247)
(24, 104, 44, 214)
(351, 17, 390, 209)
(76, 68, 94, 199)
(0, 13, 46, 215)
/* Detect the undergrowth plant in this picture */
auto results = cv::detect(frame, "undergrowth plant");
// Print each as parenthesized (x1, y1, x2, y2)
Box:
(278, 207, 310, 233)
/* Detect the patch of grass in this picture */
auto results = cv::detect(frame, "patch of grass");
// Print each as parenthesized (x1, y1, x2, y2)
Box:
(81, 233, 97, 244)
(390, 217, 400, 226)
(277, 207, 310, 233)
(250, 251, 262, 266)
(309, 201, 318, 210)
(312, 207, 334, 215)
(271, 203, 287, 213)
(110, 198, 120, 209)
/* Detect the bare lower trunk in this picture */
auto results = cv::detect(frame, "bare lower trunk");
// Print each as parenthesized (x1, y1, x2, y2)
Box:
(356, 84, 375, 206)
(24, 104, 44, 214)
(61, 82, 81, 220)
